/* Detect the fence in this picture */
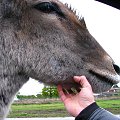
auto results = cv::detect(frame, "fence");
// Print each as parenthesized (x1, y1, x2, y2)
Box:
(94, 88, 120, 100)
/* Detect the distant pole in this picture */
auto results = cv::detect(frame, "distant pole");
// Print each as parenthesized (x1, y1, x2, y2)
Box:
(50, 87, 52, 98)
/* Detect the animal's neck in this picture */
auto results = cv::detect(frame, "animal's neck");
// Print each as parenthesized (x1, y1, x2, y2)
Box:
(0, 78, 13, 120)
(0, 74, 29, 119)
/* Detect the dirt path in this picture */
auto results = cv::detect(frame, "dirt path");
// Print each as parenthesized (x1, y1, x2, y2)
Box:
(6, 117, 74, 120)
(6, 115, 120, 120)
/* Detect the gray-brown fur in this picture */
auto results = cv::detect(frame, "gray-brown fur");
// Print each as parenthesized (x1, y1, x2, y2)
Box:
(0, 0, 120, 119)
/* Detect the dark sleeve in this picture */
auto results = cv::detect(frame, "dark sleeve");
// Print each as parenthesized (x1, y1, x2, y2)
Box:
(75, 102, 120, 120)
(75, 102, 99, 120)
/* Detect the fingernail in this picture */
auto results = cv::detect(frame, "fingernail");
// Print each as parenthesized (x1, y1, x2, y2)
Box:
(74, 76, 81, 79)
(74, 76, 86, 79)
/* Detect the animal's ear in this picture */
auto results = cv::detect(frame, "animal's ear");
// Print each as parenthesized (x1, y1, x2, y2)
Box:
(80, 18, 87, 29)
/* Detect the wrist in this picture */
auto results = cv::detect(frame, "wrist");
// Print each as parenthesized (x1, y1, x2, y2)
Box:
(75, 102, 99, 120)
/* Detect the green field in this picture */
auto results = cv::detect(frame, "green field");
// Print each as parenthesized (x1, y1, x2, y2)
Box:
(8, 99, 120, 118)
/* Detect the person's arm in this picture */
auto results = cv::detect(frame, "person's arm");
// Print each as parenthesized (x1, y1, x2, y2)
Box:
(75, 102, 120, 120)
(57, 76, 120, 120)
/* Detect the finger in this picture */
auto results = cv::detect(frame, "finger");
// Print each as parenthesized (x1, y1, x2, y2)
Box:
(57, 85, 67, 102)
(73, 76, 91, 88)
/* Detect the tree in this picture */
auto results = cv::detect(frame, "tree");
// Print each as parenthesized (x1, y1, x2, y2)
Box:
(41, 86, 59, 98)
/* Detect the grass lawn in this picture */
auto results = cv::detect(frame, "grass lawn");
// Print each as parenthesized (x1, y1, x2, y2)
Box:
(8, 102, 68, 118)
(96, 99, 120, 114)
(8, 99, 120, 118)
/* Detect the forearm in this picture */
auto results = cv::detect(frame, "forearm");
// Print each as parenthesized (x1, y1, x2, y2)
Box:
(75, 102, 120, 120)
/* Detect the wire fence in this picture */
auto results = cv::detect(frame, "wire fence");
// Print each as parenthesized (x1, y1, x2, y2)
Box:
(94, 88, 120, 100)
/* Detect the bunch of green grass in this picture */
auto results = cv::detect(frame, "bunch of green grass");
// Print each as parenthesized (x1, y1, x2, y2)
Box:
(8, 99, 120, 118)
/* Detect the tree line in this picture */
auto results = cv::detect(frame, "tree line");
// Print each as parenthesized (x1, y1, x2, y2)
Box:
(17, 86, 59, 99)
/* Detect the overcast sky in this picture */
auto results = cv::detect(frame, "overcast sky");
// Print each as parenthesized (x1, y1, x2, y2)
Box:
(19, 0, 120, 95)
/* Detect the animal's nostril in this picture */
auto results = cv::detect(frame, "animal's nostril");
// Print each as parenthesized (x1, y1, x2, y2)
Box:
(113, 64, 120, 75)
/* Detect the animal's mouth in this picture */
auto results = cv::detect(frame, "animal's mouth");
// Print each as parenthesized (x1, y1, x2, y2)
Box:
(87, 69, 120, 93)
(89, 69, 120, 85)
(60, 70, 120, 94)
(89, 70, 117, 85)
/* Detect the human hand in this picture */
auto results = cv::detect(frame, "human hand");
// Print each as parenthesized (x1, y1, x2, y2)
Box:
(57, 76, 95, 117)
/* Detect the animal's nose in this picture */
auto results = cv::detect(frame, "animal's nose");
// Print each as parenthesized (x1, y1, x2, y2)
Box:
(113, 64, 120, 75)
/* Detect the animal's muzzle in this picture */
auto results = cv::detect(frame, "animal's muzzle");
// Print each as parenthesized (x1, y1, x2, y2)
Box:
(113, 64, 120, 75)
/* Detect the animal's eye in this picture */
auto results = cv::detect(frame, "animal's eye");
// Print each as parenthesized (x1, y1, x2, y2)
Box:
(34, 2, 65, 17)
(34, 2, 56, 13)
